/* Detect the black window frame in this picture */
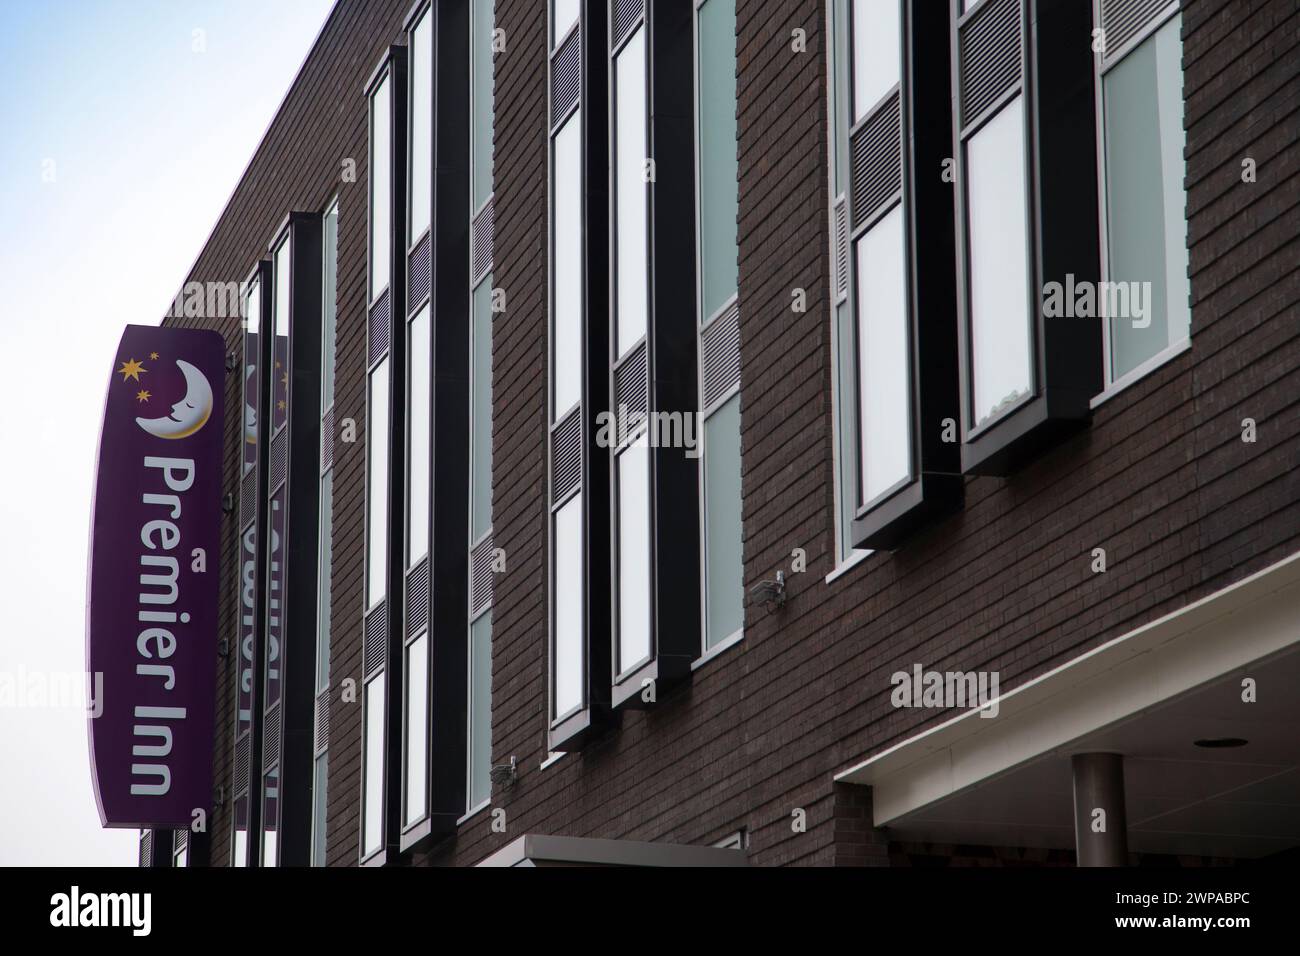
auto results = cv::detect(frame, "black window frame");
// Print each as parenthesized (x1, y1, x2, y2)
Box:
(839, 0, 962, 552)
(257, 211, 324, 868)
(397, 0, 474, 856)
(547, 0, 611, 752)
(606, 0, 700, 710)
(360, 44, 408, 868)
(949, 0, 1101, 477)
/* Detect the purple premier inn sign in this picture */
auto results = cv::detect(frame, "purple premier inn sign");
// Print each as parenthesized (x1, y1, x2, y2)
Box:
(87, 324, 225, 828)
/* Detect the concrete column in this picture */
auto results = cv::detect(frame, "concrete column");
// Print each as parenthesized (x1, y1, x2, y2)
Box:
(1072, 752, 1128, 866)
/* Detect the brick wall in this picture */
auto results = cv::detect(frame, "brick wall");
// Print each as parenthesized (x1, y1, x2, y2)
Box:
(164, 0, 1298, 866)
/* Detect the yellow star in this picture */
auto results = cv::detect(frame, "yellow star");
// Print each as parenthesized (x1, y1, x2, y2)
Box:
(149, 352, 159, 361)
(117, 358, 146, 382)
(136, 390, 151, 403)
(277, 399, 286, 411)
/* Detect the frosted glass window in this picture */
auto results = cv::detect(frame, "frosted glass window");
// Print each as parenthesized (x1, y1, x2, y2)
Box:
(272, 236, 291, 432)
(471, 279, 493, 540)
(615, 26, 648, 356)
(311, 752, 328, 866)
(852, 0, 900, 122)
(316, 469, 333, 691)
(404, 633, 428, 826)
(366, 357, 390, 609)
(407, 306, 430, 564)
(697, 0, 739, 318)
(1104, 15, 1190, 381)
(410, 11, 432, 241)
(274, 236, 291, 342)
(472, 0, 495, 210)
(469, 613, 492, 808)
(617, 442, 651, 673)
(553, 0, 579, 47)
(855, 204, 911, 505)
(370, 74, 392, 302)
(553, 494, 584, 717)
(965, 95, 1032, 428)
(704, 395, 743, 647)
(233, 827, 248, 867)
(362, 673, 385, 856)
(552, 111, 582, 419)
(322, 203, 338, 411)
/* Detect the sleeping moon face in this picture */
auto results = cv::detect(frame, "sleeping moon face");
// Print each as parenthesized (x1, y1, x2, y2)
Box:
(136, 359, 214, 440)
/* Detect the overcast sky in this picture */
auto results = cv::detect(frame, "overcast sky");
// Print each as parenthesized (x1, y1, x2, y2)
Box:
(0, 0, 334, 867)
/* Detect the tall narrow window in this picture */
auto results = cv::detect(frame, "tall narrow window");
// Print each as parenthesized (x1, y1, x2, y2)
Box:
(965, 95, 1032, 429)
(311, 198, 338, 867)
(696, 0, 743, 651)
(549, 0, 609, 750)
(553, 492, 584, 719)
(231, 265, 266, 866)
(371, 75, 392, 302)
(260, 230, 291, 867)
(407, 306, 430, 565)
(854, 205, 910, 504)
(553, 113, 583, 420)
(362, 670, 386, 857)
(255, 212, 327, 868)
(828, 0, 960, 551)
(613, 24, 647, 357)
(608, 0, 700, 706)
(608, 1, 655, 704)
(615, 439, 650, 673)
(409, 10, 432, 243)
(361, 47, 408, 865)
(1099, 9, 1190, 386)
(951, 0, 1100, 476)
(466, 0, 496, 816)
(367, 357, 390, 610)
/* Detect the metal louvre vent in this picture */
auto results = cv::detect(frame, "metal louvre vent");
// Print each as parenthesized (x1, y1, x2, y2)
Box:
(174, 829, 188, 853)
(1101, 0, 1171, 61)
(269, 429, 288, 491)
(139, 831, 152, 867)
(363, 602, 388, 678)
(552, 30, 581, 122)
(701, 300, 741, 410)
(551, 408, 583, 503)
(406, 557, 430, 637)
(471, 196, 494, 284)
(613, 0, 642, 48)
(470, 533, 495, 616)
(314, 687, 330, 754)
(262, 700, 281, 772)
(959, 0, 1022, 129)
(833, 195, 850, 303)
(239, 468, 257, 527)
(850, 92, 902, 229)
(234, 730, 250, 794)
(321, 405, 335, 471)
(613, 341, 648, 420)
(408, 232, 432, 313)
(368, 290, 391, 365)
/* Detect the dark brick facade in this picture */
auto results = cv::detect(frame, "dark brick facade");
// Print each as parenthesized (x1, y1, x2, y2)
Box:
(162, 0, 1298, 866)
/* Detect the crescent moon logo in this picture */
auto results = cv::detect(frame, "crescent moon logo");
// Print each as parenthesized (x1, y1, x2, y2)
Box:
(135, 359, 214, 440)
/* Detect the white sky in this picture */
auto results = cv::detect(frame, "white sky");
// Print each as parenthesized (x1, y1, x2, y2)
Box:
(0, 0, 334, 866)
